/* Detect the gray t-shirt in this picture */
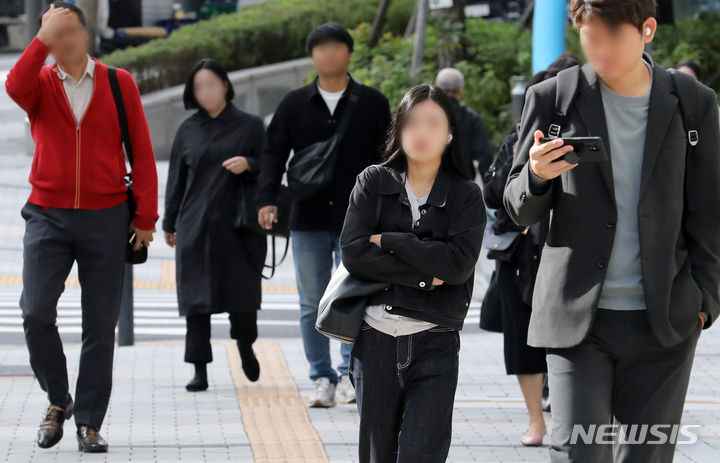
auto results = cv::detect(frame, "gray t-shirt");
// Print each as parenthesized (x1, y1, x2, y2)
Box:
(597, 60, 653, 311)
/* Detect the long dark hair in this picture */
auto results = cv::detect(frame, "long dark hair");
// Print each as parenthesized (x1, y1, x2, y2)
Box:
(381, 84, 472, 180)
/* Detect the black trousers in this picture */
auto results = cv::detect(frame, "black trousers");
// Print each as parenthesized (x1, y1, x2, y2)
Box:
(19, 201, 129, 429)
(184, 312, 258, 364)
(349, 323, 460, 463)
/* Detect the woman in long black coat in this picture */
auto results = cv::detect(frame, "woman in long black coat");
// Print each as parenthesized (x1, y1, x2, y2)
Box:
(163, 59, 268, 391)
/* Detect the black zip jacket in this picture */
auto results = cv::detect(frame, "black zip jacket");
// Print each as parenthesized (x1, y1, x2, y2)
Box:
(340, 163, 486, 330)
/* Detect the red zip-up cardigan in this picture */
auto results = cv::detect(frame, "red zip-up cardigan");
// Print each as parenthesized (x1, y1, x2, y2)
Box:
(5, 37, 158, 230)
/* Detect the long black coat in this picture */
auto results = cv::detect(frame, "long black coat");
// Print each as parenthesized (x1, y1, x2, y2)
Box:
(163, 104, 268, 316)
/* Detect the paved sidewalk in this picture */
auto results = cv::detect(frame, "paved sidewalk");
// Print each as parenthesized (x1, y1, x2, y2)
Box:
(1, 328, 719, 462)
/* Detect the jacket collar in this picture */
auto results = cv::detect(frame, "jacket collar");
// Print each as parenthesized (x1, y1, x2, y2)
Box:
(378, 164, 450, 207)
(304, 73, 358, 101)
(573, 52, 677, 201)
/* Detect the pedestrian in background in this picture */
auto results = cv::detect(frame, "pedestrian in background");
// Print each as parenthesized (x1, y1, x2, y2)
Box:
(435, 67, 495, 178)
(163, 58, 267, 391)
(257, 22, 391, 407)
(483, 54, 581, 447)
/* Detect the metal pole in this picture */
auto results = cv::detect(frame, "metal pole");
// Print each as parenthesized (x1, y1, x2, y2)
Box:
(25, 0, 43, 45)
(410, 0, 428, 82)
(117, 263, 134, 346)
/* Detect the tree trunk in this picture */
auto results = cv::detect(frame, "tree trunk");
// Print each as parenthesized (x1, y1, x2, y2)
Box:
(368, 0, 392, 47)
(436, 0, 467, 68)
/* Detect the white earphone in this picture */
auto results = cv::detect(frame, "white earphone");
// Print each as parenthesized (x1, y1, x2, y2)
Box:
(646, 27, 652, 36)
(447, 134, 453, 144)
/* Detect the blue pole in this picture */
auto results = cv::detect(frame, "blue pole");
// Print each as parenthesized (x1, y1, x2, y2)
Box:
(532, 0, 568, 74)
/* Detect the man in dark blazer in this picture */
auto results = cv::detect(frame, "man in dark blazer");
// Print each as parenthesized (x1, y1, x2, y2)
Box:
(504, 1, 720, 461)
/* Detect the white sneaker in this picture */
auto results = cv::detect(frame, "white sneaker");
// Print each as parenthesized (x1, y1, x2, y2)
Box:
(308, 377, 336, 408)
(336, 375, 356, 404)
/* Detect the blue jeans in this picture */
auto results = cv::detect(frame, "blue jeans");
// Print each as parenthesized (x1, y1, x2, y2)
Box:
(291, 230, 352, 383)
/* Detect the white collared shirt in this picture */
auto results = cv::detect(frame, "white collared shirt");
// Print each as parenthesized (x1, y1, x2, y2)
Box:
(57, 55, 95, 122)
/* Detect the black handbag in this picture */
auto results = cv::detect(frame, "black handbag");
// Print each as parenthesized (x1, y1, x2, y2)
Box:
(286, 85, 360, 201)
(108, 66, 147, 265)
(234, 182, 292, 279)
(316, 263, 389, 343)
(485, 226, 530, 262)
(315, 167, 386, 343)
(479, 269, 503, 333)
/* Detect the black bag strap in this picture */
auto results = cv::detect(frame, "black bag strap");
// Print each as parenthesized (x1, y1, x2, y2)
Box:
(668, 69, 700, 151)
(260, 234, 289, 280)
(547, 66, 581, 139)
(334, 83, 361, 141)
(107, 67, 134, 172)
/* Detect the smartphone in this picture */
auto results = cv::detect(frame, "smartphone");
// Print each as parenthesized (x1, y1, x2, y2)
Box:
(540, 136, 608, 164)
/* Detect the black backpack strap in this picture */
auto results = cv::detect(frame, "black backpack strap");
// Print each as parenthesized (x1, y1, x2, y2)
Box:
(548, 66, 581, 139)
(107, 66, 134, 169)
(668, 69, 700, 151)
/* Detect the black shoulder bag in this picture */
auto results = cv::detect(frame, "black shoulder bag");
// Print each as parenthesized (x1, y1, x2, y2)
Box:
(108, 66, 147, 264)
(286, 84, 361, 201)
(315, 166, 388, 343)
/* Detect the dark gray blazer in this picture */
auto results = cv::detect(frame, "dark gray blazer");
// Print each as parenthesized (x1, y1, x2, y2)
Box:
(504, 57, 720, 349)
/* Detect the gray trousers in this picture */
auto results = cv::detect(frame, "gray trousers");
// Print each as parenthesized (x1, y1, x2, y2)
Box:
(20, 201, 129, 429)
(546, 308, 702, 463)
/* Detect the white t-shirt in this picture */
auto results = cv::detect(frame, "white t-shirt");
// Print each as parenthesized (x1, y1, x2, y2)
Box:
(317, 85, 346, 115)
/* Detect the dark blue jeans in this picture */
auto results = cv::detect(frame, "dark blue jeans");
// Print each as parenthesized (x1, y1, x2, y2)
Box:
(290, 230, 352, 383)
(349, 323, 460, 463)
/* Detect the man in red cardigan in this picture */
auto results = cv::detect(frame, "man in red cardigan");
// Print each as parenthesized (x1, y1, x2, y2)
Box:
(5, 3, 158, 453)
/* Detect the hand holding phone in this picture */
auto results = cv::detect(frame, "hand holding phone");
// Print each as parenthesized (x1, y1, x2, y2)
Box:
(528, 130, 578, 180)
(539, 136, 608, 164)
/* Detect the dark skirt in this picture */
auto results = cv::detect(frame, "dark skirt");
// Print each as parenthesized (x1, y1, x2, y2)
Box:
(497, 260, 548, 375)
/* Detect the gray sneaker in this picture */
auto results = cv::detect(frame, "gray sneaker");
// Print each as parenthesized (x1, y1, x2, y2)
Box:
(308, 377, 336, 408)
(336, 375, 356, 404)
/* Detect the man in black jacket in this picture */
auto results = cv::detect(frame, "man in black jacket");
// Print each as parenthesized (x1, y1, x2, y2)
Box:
(504, 1, 720, 461)
(257, 23, 391, 408)
(436, 67, 494, 177)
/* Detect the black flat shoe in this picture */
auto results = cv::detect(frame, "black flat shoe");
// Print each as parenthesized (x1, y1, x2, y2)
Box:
(76, 425, 108, 453)
(186, 375, 209, 392)
(37, 397, 74, 449)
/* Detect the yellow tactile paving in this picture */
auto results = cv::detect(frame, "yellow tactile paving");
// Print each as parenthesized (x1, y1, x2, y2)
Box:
(226, 339, 328, 462)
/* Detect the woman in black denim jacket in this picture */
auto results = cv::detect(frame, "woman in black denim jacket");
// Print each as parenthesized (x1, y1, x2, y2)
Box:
(340, 84, 486, 462)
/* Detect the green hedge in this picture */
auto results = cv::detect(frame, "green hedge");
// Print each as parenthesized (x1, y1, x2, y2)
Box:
(101, 0, 415, 93)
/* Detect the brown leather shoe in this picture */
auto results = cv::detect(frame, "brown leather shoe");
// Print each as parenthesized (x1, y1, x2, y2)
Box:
(37, 398, 73, 449)
(76, 426, 108, 453)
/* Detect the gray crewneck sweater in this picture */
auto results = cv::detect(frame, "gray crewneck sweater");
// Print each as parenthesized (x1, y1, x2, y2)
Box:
(597, 60, 653, 311)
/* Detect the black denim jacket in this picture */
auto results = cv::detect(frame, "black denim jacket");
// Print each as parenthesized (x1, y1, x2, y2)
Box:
(340, 163, 486, 330)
